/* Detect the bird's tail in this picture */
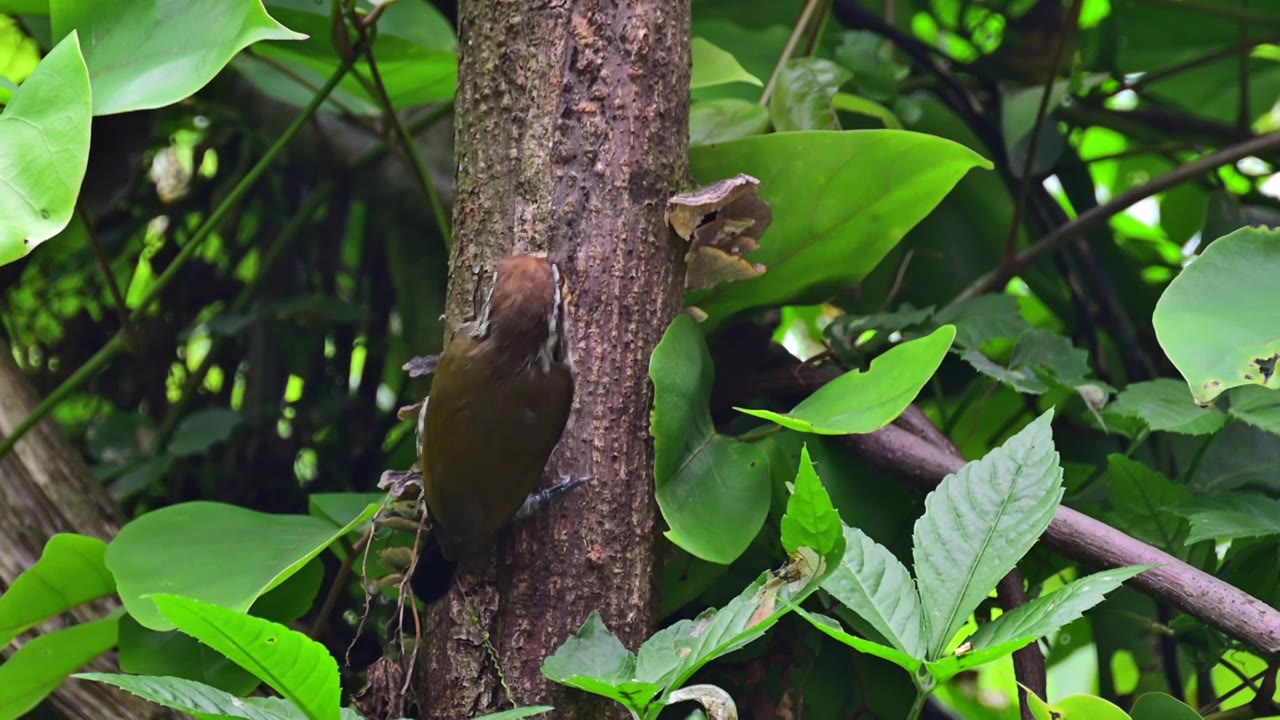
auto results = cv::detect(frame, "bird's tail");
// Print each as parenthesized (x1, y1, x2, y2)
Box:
(410, 530, 458, 605)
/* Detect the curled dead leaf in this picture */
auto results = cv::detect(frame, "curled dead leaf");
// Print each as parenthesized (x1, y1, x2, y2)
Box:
(668, 684, 740, 720)
(667, 174, 772, 292)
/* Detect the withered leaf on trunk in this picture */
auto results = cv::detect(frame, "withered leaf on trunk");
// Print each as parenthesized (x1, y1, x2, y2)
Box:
(667, 174, 772, 292)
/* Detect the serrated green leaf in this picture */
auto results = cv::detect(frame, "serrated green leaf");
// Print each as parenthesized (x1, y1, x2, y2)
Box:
(1106, 456, 1191, 553)
(152, 595, 339, 720)
(1227, 385, 1280, 435)
(107, 501, 379, 630)
(780, 446, 843, 557)
(1108, 378, 1227, 435)
(541, 611, 656, 712)
(738, 325, 955, 435)
(1172, 492, 1280, 543)
(0, 30, 90, 266)
(0, 534, 113, 646)
(960, 329, 1091, 395)
(650, 315, 771, 564)
(914, 410, 1064, 657)
(1154, 227, 1280, 404)
(933, 294, 1030, 350)
(926, 634, 1042, 683)
(0, 618, 118, 720)
(820, 524, 925, 659)
(968, 566, 1150, 650)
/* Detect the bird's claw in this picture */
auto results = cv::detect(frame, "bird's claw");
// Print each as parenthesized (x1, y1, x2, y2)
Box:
(516, 474, 591, 519)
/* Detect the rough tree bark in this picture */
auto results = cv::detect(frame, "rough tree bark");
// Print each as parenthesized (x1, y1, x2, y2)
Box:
(416, 0, 690, 717)
(0, 340, 178, 720)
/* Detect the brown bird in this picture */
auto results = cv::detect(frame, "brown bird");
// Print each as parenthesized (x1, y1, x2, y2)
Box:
(411, 252, 580, 603)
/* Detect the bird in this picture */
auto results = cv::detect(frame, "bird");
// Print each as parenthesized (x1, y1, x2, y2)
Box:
(408, 252, 581, 603)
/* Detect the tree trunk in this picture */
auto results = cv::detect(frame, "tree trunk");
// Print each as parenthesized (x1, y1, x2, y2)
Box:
(0, 340, 179, 720)
(417, 0, 690, 717)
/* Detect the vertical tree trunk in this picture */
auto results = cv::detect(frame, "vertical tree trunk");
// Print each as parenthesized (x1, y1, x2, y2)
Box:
(418, 0, 690, 717)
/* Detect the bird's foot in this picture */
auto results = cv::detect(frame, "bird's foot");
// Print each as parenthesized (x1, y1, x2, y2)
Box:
(516, 475, 591, 520)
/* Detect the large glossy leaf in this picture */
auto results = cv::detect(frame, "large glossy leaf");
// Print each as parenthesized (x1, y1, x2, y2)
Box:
(50, 0, 306, 115)
(738, 325, 954, 434)
(246, 0, 456, 111)
(914, 410, 1063, 657)
(968, 566, 1149, 650)
(688, 130, 991, 325)
(820, 524, 925, 658)
(1107, 378, 1227, 435)
(0, 617, 118, 720)
(649, 315, 770, 564)
(153, 594, 339, 720)
(1153, 227, 1280, 404)
(1027, 692, 1128, 720)
(0, 31, 90, 267)
(0, 534, 113, 646)
(106, 500, 379, 630)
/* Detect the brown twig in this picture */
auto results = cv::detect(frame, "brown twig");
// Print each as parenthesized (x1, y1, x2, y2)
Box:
(997, 572, 1046, 720)
(79, 204, 138, 351)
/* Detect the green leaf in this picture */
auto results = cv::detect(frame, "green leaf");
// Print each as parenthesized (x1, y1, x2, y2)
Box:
(649, 315, 770, 564)
(1108, 378, 1227, 435)
(780, 446, 843, 557)
(244, 0, 456, 112)
(50, 0, 306, 115)
(1190, 422, 1280, 494)
(968, 566, 1150, 650)
(832, 30, 906, 101)
(76, 672, 314, 720)
(0, 534, 114, 646)
(1227, 385, 1280, 435)
(634, 552, 835, 694)
(118, 615, 259, 696)
(1153, 227, 1280, 404)
(106, 500, 379, 630)
(933, 294, 1030, 350)
(925, 634, 1044, 683)
(0, 16, 40, 102)
(820, 524, 926, 658)
(469, 709, 555, 720)
(152, 594, 339, 720)
(1172, 492, 1280, 543)
(738, 325, 955, 434)
(1028, 693, 1129, 720)
(769, 58, 851, 131)
(794, 608, 922, 674)
(0, 31, 90, 267)
(308, 493, 385, 529)
(1001, 81, 1070, 176)
(1106, 456, 1191, 553)
(689, 130, 991, 325)
(167, 407, 241, 457)
(689, 98, 770, 146)
(541, 611, 657, 712)
(0, 617, 118, 720)
(691, 37, 760, 90)
(831, 92, 902, 129)
(960, 329, 1091, 395)
(914, 410, 1064, 658)
(1130, 692, 1202, 720)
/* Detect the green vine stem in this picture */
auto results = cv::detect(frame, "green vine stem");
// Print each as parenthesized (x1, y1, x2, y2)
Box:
(0, 56, 357, 462)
